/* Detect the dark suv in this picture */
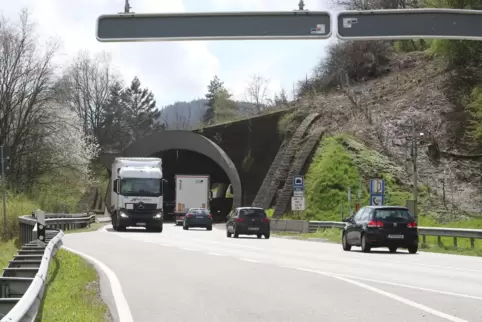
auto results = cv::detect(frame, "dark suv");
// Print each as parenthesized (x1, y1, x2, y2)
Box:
(342, 206, 419, 254)
(226, 207, 270, 239)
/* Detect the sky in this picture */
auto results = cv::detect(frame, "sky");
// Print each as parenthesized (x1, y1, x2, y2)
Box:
(2, 0, 339, 107)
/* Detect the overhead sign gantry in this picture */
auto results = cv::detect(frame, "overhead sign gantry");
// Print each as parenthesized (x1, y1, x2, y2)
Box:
(336, 9, 482, 41)
(96, 11, 332, 42)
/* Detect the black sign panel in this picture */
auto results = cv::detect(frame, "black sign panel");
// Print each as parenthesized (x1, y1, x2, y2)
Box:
(96, 11, 332, 42)
(337, 9, 482, 40)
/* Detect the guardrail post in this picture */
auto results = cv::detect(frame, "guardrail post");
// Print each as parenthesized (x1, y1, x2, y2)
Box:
(36, 210, 46, 243)
(453, 237, 457, 248)
(437, 236, 442, 247)
(471, 238, 475, 249)
(422, 235, 426, 247)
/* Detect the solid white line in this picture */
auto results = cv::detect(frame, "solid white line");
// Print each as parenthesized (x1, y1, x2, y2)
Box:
(208, 252, 223, 256)
(239, 258, 260, 263)
(62, 246, 134, 322)
(181, 247, 196, 251)
(330, 272, 482, 301)
(296, 268, 468, 322)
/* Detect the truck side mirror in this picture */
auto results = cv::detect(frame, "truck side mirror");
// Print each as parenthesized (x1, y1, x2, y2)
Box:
(113, 179, 118, 193)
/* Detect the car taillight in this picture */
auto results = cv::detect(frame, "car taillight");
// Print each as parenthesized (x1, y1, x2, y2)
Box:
(186, 214, 193, 218)
(208, 214, 212, 219)
(407, 221, 417, 228)
(235, 218, 244, 222)
(263, 217, 270, 223)
(367, 220, 384, 228)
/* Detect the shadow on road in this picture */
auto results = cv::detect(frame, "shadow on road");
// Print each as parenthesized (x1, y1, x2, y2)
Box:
(349, 249, 416, 255)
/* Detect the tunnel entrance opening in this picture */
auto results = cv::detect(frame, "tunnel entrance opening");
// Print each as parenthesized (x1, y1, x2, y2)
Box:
(151, 149, 233, 222)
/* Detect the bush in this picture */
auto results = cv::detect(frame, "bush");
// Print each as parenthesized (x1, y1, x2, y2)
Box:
(277, 109, 309, 139)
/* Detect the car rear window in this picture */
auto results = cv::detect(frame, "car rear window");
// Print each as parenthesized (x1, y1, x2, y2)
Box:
(191, 209, 208, 215)
(239, 209, 266, 218)
(374, 208, 413, 222)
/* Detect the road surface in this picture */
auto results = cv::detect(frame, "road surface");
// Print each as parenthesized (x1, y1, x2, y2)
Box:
(63, 224, 482, 322)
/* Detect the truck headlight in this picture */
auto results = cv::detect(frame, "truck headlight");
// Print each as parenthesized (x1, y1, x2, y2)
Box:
(120, 212, 128, 218)
(154, 213, 163, 219)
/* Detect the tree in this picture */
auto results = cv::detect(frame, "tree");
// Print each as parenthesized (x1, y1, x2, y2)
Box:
(203, 75, 225, 125)
(123, 76, 163, 142)
(245, 74, 269, 113)
(213, 88, 237, 123)
(56, 50, 117, 141)
(0, 10, 61, 185)
(98, 81, 131, 150)
(273, 89, 289, 107)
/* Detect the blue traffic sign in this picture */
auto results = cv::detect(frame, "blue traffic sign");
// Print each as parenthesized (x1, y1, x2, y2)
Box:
(293, 175, 304, 188)
(369, 178, 385, 195)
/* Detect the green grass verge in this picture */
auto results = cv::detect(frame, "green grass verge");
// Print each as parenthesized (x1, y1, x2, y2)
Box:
(36, 249, 111, 322)
(0, 239, 18, 269)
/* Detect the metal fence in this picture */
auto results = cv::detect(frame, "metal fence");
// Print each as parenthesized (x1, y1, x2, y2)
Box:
(309, 221, 482, 248)
(0, 212, 95, 321)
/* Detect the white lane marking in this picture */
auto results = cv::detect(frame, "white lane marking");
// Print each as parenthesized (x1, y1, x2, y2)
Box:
(239, 258, 260, 263)
(330, 272, 482, 301)
(296, 268, 468, 322)
(373, 258, 482, 274)
(62, 246, 134, 322)
(208, 252, 223, 256)
(181, 247, 196, 251)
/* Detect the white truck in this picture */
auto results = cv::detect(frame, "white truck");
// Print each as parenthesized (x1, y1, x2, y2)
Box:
(110, 157, 164, 232)
(174, 174, 210, 225)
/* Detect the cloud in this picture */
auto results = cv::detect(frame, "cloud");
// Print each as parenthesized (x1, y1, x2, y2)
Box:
(4, 0, 220, 106)
(3, 0, 332, 106)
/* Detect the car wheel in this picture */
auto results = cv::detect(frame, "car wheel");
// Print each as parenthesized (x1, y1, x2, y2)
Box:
(207, 225, 212, 231)
(388, 246, 397, 253)
(233, 229, 239, 238)
(361, 234, 371, 252)
(408, 245, 418, 254)
(264, 233, 270, 239)
(183, 224, 188, 230)
(342, 233, 351, 251)
(226, 230, 232, 238)
(257, 234, 262, 239)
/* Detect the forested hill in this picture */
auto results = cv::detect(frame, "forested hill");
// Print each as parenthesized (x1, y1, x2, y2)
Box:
(159, 99, 259, 130)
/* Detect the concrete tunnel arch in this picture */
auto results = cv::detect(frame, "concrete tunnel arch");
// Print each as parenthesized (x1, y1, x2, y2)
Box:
(122, 130, 242, 209)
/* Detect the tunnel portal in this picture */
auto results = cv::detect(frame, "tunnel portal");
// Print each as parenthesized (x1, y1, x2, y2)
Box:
(122, 130, 242, 221)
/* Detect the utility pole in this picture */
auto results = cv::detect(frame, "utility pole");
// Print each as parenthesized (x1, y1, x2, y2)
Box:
(410, 120, 419, 224)
(1, 145, 7, 240)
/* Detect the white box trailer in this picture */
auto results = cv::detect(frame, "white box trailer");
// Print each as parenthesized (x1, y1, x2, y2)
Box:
(175, 174, 210, 225)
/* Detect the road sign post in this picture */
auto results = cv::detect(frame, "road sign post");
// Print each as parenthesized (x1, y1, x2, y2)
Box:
(369, 178, 385, 206)
(292, 175, 305, 211)
(337, 9, 482, 41)
(96, 11, 332, 42)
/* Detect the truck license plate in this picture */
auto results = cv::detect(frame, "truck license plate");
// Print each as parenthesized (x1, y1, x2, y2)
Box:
(388, 234, 403, 239)
(136, 222, 146, 226)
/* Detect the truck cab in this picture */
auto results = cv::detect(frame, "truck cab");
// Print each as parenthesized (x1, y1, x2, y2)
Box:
(110, 157, 164, 232)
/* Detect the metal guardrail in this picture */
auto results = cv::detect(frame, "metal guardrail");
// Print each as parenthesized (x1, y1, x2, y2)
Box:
(0, 212, 95, 321)
(309, 221, 482, 248)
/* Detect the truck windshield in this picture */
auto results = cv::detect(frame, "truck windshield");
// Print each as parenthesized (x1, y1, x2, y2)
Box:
(120, 178, 162, 196)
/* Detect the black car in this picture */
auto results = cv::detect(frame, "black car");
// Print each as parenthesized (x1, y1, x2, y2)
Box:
(226, 207, 270, 239)
(342, 206, 419, 253)
(183, 208, 213, 230)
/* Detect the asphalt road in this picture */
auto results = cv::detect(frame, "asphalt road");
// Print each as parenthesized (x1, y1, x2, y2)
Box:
(63, 224, 482, 322)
